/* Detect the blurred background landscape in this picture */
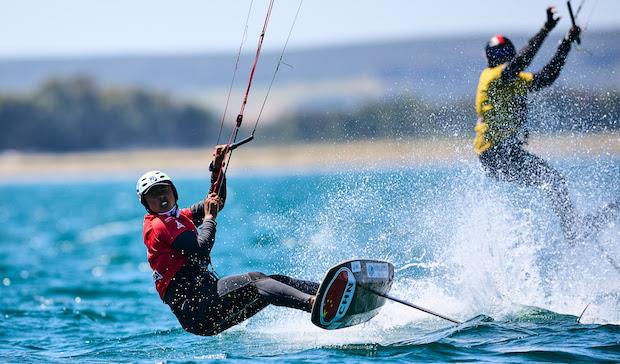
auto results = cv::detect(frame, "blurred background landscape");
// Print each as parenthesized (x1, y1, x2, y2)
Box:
(0, 1, 618, 172)
(1, 30, 619, 152)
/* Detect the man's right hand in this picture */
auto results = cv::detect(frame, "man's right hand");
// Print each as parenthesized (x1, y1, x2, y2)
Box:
(203, 193, 222, 220)
(544, 6, 560, 31)
(567, 26, 582, 43)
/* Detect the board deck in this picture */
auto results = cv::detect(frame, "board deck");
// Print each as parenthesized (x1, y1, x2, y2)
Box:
(311, 259, 394, 330)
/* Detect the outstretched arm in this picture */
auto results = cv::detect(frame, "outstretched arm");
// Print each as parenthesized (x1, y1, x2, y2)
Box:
(209, 164, 227, 209)
(531, 26, 581, 91)
(502, 7, 559, 81)
(209, 144, 229, 209)
(189, 145, 229, 226)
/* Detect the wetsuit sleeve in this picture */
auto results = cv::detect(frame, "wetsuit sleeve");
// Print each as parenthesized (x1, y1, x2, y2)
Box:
(501, 27, 550, 82)
(530, 38, 572, 91)
(209, 162, 227, 209)
(188, 201, 205, 227)
(170, 220, 217, 258)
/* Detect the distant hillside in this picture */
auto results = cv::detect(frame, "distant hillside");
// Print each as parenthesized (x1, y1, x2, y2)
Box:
(1, 30, 618, 119)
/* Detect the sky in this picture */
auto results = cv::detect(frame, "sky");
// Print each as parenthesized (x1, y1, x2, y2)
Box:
(0, 0, 619, 58)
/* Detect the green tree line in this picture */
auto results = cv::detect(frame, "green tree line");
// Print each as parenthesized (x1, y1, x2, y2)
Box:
(262, 89, 620, 143)
(0, 77, 218, 152)
(0, 77, 618, 152)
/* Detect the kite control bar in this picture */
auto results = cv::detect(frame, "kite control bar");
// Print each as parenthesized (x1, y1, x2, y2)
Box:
(229, 134, 254, 151)
(567, 1, 581, 45)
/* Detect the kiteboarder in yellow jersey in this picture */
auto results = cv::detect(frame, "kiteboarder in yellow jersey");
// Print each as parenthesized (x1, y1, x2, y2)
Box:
(473, 6, 619, 243)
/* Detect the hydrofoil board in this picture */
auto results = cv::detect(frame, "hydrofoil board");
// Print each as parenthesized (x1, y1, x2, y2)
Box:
(311, 259, 394, 330)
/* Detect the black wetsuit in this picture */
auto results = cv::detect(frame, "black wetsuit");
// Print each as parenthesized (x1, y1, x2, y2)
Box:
(476, 29, 580, 242)
(164, 267, 318, 336)
(162, 173, 319, 336)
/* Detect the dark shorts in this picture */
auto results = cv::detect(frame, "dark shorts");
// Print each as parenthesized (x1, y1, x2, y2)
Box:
(479, 138, 578, 241)
(479, 138, 620, 244)
(479, 139, 563, 188)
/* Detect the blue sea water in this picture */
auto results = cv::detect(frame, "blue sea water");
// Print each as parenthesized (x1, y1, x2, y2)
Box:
(1, 157, 619, 363)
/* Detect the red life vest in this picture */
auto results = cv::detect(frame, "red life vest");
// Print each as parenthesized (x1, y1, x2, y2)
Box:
(142, 208, 197, 300)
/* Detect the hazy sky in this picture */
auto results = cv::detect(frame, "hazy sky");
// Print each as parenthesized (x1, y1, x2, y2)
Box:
(1, 0, 618, 58)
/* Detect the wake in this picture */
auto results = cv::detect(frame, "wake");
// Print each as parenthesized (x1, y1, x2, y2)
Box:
(287, 160, 620, 329)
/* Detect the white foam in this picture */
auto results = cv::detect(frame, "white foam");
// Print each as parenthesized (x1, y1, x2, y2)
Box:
(250, 162, 620, 344)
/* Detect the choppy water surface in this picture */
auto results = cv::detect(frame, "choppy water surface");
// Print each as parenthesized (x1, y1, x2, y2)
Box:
(1, 158, 619, 363)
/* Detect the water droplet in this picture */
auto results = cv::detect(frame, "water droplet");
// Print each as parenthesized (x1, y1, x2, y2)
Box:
(91, 266, 104, 277)
(99, 255, 111, 265)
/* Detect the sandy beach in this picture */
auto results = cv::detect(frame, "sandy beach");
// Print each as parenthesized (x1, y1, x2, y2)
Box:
(1, 133, 619, 181)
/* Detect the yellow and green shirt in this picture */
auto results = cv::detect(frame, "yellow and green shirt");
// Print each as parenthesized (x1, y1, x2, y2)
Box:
(473, 64, 534, 154)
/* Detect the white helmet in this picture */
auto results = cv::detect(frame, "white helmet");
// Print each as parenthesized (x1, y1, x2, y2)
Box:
(136, 170, 178, 208)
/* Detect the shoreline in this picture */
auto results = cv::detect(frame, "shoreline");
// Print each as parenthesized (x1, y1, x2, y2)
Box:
(1, 133, 619, 181)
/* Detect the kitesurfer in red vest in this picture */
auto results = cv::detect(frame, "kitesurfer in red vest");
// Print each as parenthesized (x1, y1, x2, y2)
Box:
(137, 145, 318, 336)
(471, 6, 620, 243)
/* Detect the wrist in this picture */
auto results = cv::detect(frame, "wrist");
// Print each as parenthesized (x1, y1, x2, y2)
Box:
(560, 37, 572, 47)
(208, 161, 218, 172)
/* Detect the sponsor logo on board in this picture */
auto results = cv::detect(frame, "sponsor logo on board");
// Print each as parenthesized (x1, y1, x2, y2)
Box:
(366, 262, 389, 279)
(320, 267, 356, 327)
